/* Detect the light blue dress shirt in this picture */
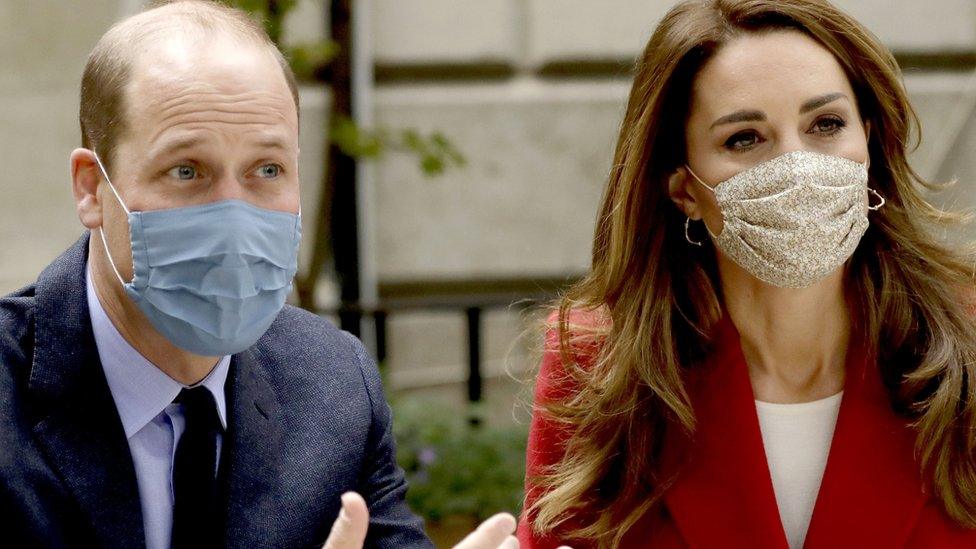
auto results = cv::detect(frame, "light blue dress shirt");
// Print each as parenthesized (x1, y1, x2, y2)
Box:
(86, 268, 231, 549)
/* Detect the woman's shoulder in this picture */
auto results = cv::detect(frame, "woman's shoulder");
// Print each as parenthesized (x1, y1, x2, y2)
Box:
(535, 307, 609, 403)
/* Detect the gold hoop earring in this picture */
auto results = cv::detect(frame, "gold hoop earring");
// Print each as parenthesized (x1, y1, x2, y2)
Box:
(685, 217, 703, 246)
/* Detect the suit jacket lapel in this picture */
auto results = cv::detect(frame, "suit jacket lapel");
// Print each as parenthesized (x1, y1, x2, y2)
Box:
(28, 235, 145, 548)
(803, 341, 928, 548)
(221, 348, 285, 548)
(661, 316, 789, 548)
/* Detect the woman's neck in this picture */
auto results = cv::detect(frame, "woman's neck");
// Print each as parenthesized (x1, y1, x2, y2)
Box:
(719, 256, 850, 404)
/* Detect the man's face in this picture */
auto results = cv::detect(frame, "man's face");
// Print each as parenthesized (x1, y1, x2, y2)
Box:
(99, 37, 300, 281)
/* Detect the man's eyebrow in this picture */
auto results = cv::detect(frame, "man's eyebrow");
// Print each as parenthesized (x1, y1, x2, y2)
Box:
(800, 92, 848, 114)
(149, 135, 205, 158)
(710, 110, 766, 129)
(253, 136, 291, 150)
(149, 135, 293, 159)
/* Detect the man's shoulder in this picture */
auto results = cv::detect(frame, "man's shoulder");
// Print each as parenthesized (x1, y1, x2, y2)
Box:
(1, 236, 87, 368)
(0, 282, 37, 373)
(0, 282, 37, 322)
(259, 304, 362, 357)
(252, 304, 375, 386)
(264, 303, 345, 340)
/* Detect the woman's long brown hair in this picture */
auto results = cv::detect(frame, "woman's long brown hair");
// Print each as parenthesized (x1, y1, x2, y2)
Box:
(527, 1, 976, 546)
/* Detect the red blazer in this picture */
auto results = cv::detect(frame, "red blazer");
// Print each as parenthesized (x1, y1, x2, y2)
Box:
(517, 315, 976, 548)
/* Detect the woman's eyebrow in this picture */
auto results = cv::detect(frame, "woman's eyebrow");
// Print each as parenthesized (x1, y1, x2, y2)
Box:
(800, 92, 847, 114)
(710, 109, 765, 129)
(709, 92, 849, 129)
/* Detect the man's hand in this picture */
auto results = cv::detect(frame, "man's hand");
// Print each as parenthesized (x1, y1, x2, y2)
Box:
(321, 491, 519, 549)
(322, 493, 370, 549)
(452, 512, 518, 549)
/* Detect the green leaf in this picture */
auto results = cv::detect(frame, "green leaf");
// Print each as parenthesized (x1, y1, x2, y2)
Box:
(225, 0, 268, 14)
(285, 41, 340, 81)
(421, 155, 444, 176)
(330, 116, 383, 159)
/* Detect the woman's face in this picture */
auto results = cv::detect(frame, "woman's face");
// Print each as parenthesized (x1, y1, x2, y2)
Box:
(669, 29, 870, 236)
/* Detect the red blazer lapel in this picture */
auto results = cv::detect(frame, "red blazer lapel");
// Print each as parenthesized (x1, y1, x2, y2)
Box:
(660, 316, 929, 548)
(661, 317, 789, 548)
(803, 340, 928, 548)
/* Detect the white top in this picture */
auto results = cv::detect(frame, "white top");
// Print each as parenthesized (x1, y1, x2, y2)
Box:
(755, 391, 843, 549)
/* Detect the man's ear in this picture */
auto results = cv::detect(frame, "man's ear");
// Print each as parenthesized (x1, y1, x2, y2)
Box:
(70, 148, 104, 230)
(667, 166, 702, 220)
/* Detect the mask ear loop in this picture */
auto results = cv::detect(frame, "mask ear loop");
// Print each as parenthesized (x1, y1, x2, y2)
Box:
(867, 188, 885, 211)
(685, 165, 717, 194)
(92, 152, 131, 286)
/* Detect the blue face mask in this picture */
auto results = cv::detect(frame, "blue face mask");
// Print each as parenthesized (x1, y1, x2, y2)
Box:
(94, 154, 302, 356)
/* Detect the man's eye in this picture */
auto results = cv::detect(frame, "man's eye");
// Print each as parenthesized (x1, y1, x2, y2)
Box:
(257, 164, 281, 178)
(167, 165, 196, 180)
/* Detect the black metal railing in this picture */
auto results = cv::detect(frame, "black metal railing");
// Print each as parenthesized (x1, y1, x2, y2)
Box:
(318, 276, 576, 408)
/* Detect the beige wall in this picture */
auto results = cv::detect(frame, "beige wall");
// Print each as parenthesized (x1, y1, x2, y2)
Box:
(0, 2, 118, 292)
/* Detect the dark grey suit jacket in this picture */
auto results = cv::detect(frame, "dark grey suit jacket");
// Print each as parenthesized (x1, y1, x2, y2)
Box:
(0, 235, 433, 548)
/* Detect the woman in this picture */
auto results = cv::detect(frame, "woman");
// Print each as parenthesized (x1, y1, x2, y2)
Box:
(516, 1, 976, 547)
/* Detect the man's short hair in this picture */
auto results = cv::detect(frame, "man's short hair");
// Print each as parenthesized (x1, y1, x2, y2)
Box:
(79, 0, 300, 176)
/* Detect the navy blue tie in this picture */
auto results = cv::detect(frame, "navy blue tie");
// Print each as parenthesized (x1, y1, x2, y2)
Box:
(171, 386, 222, 548)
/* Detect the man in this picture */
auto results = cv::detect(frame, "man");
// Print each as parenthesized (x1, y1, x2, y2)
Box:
(0, 1, 518, 547)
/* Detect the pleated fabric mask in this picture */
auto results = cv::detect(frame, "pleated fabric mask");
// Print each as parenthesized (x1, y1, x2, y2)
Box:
(687, 150, 883, 288)
(94, 154, 302, 356)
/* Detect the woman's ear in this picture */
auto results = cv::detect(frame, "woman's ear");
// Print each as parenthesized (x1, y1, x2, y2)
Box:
(863, 119, 872, 169)
(668, 167, 703, 220)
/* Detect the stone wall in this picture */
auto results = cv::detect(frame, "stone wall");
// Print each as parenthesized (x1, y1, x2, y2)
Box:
(366, 1, 976, 391)
(2, 1, 975, 397)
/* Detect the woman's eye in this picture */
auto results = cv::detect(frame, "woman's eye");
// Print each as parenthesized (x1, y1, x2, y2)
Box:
(257, 164, 281, 178)
(167, 165, 196, 180)
(724, 131, 762, 151)
(811, 116, 846, 135)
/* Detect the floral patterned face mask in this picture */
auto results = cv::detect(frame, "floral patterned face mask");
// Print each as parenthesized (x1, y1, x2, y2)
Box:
(686, 150, 884, 288)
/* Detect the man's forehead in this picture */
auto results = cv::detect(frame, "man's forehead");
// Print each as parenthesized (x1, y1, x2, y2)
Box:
(125, 36, 296, 125)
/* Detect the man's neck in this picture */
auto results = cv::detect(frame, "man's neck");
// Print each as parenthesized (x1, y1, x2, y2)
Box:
(88, 243, 220, 385)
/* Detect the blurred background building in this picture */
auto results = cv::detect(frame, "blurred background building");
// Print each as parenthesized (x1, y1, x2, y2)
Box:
(3, 0, 976, 542)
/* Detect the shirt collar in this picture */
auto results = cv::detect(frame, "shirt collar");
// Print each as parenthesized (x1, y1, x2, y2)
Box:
(86, 266, 230, 439)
